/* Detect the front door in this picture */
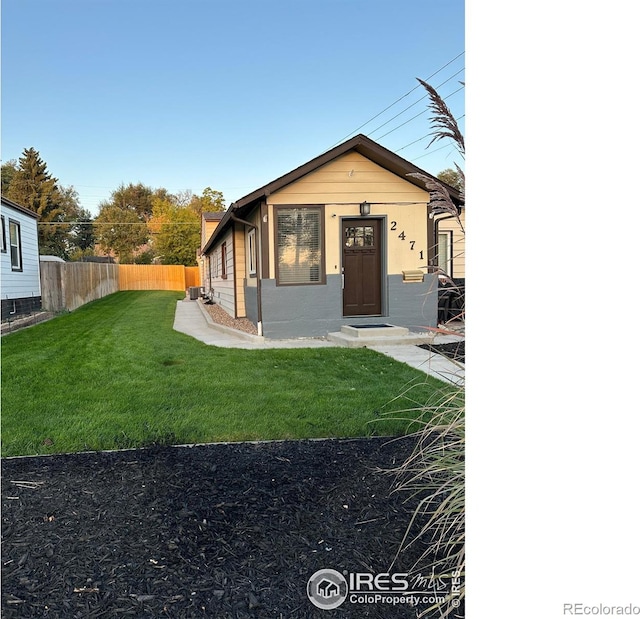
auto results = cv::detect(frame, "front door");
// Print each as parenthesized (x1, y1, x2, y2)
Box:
(342, 219, 382, 316)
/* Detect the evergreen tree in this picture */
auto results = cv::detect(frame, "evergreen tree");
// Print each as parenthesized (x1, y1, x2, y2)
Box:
(1, 160, 18, 194)
(6, 148, 72, 257)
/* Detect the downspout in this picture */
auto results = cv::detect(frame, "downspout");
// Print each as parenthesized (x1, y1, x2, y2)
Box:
(230, 214, 263, 336)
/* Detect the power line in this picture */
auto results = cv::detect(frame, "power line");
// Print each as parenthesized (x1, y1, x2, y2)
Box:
(396, 114, 466, 153)
(328, 51, 465, 148)
(368, 68, 466, 138)
(37, 221, 199, 225)
(375, 85, 465, 141)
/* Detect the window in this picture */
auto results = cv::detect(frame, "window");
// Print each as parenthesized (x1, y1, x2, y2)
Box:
(1, 216, 6, 253)
(221, 242, 227, 279)
(247, 228, 257, 275)
(344, 225, 375, 248)
(275, 206, 324, 285)
(437, 231, 453, 277)
(9, 220, 23, 271)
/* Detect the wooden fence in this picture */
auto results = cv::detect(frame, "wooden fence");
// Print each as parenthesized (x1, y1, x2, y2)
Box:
(119, 265, 200, 291)
(40, 263, 200, 313)
(40, 262, 119, 312)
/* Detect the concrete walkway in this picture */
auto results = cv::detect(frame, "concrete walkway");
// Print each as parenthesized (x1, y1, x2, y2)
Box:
(173, 299, 464, 386)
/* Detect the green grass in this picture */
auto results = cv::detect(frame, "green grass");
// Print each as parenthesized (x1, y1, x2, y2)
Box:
(1, 291, 449, 457)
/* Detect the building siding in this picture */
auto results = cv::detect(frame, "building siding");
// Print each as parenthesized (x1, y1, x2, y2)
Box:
(268, 152, 433, 205)
(207, 229, 236, 317)
(266, 152, 432, 282)
(438, 209, 465, 278)
(1, 201, 42, 319)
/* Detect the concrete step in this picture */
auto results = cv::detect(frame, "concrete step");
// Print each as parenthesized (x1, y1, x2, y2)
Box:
(340, 324, 408, 338)
(327, 323, 434, 348)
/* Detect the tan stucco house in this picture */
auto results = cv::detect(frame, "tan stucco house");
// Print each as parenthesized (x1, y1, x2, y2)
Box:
(200, 134, 463, 339)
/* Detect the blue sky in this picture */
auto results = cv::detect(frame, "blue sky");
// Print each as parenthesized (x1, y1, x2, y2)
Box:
(1, 0, 464, 215)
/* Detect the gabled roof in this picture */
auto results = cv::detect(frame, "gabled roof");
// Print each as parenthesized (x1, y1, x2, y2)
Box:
(202, 211, 225, 221)
(202, 134, 462, 254)
(1, 196, 40, 219)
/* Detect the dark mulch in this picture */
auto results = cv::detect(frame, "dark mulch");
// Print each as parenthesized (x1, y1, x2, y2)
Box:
(418, 341, 465, 364)
(1, 437, 461, 618)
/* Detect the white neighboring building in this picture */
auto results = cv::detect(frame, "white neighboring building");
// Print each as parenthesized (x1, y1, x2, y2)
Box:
(1, 196, 42, 320)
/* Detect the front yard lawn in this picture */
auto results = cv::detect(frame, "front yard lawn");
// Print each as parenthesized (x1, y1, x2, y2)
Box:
(1, 291, 448, 457)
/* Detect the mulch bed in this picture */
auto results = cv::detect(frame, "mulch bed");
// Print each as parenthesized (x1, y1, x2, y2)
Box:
(419, 341, 465, 364)
(1, 437, 461, 618)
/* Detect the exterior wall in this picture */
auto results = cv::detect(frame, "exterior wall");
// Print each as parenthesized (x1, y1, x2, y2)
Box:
(201, 218, 221, 248)
(233, 228, 246, 317)
(255, 151, 437, 336)
(1, 202, 42, 319)
(244, 282, 258, 324)
(266, 152, 432, 281)
(268, 152, 432, 206)
(258, 274, 438, 339)
(207, 229, 236, 317)
(438, 209, 465, 278)
(199, 217, 221, 287)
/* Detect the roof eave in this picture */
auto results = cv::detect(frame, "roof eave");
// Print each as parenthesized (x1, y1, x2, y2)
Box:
(1, 196, 40, 219)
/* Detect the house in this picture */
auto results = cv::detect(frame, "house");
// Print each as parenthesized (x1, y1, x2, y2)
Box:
(1, 197, 42, 321)
(197, 211, 225, 290)
(200, 134, 463, 339)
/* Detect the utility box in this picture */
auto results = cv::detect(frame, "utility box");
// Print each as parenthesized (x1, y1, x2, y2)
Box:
(189, 286, 200, 300)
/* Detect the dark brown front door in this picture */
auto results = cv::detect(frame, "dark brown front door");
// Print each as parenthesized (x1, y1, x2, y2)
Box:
(342, 219, 382, 316)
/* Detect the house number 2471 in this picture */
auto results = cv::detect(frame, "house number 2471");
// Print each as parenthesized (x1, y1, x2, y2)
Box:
(390, 221, 423, 260)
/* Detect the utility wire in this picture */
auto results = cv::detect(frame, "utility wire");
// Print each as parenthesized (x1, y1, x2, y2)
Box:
(368, 68, 465, 138)
(396, 114, 466, 152)
(37, 222, 199, 225)
(375, 85, 465, 141)
(328, 51, 465, 148)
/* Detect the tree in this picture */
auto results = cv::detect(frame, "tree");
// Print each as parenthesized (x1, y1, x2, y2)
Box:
(149, 197, 200, 265)
(437, 168, 464, 192)
(68, 206, 96, 256)
(109, 183, 155, 221)
(189, 187, 226, 215)
(1, 160, 18, 194)
(94, 205, 150, 263)
(5, 147, 79, 258)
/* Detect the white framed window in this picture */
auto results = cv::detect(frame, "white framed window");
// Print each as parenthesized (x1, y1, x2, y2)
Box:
(247, 228, 257, 276)
(437, 231, 453, 277)
(9, 219, 22, 271)
(275, 206, 324, 285)
(1, 216, 6, 253)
